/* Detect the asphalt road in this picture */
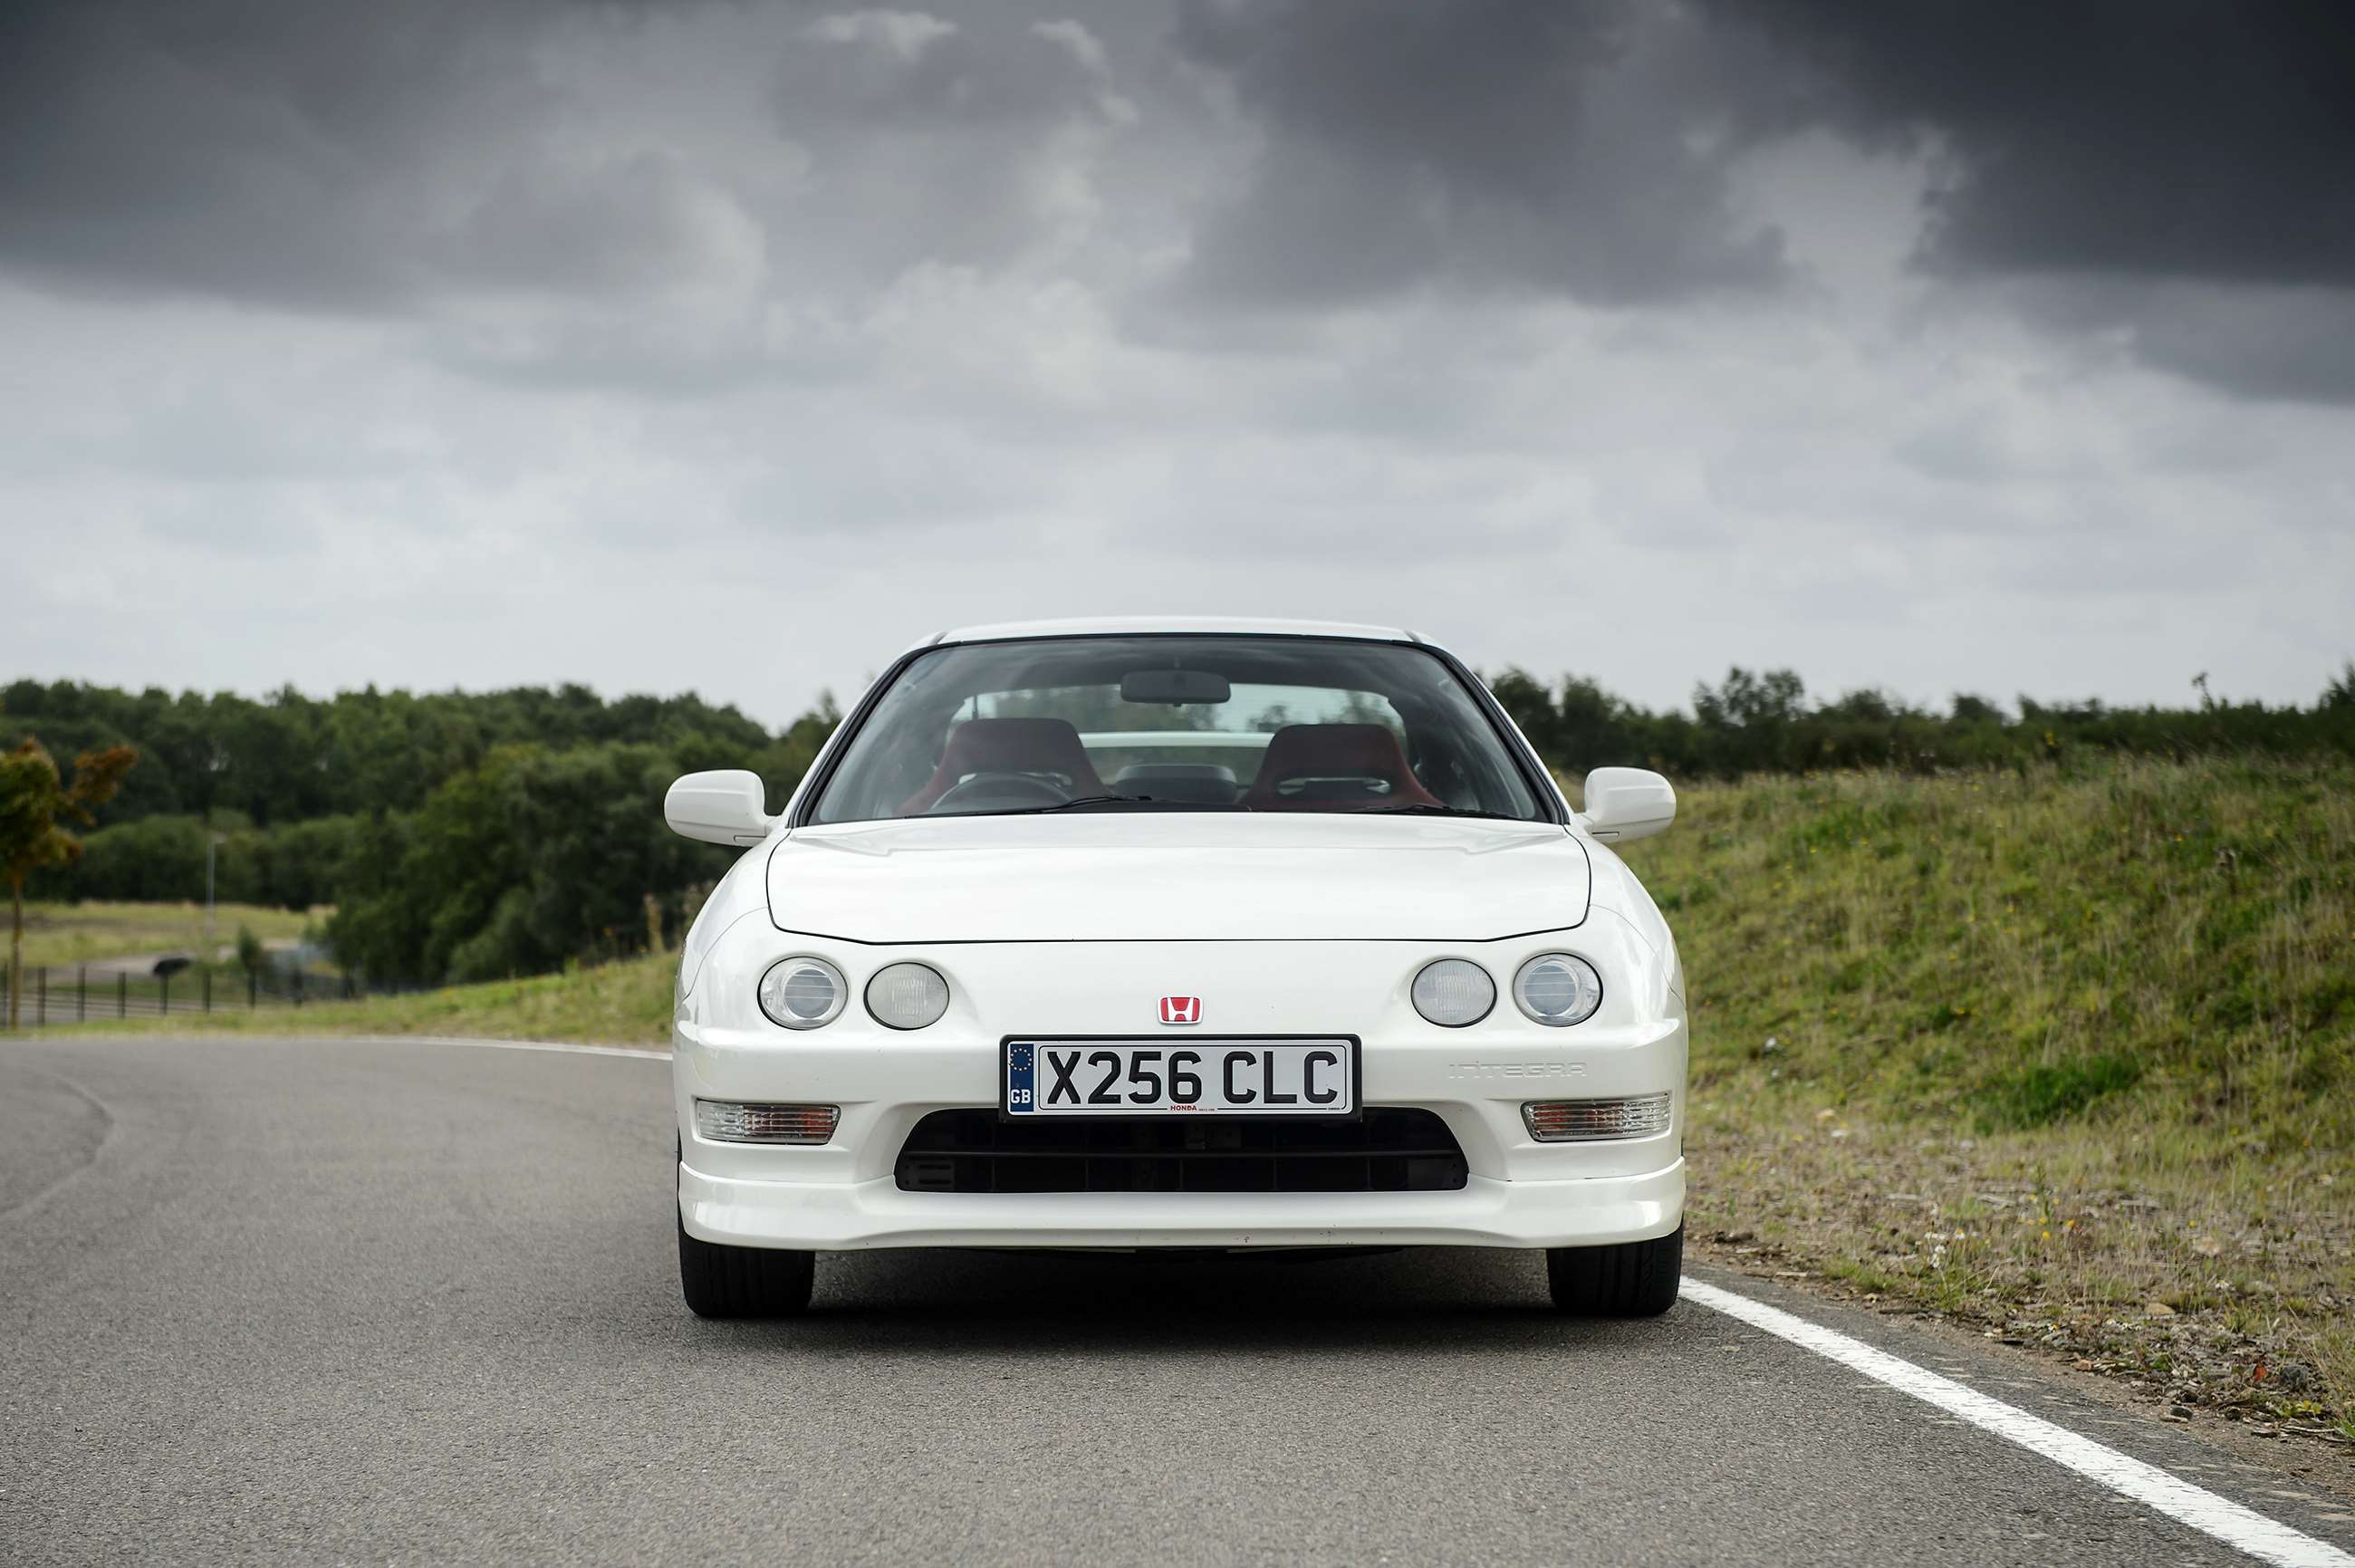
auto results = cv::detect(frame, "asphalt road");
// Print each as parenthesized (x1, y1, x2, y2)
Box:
(4, 1035, 2350, 1567)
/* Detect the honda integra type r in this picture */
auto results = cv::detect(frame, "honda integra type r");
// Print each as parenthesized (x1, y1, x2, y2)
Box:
(664, 619, 1688, 1318)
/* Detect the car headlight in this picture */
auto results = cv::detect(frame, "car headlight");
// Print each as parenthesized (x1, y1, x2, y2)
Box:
(1411, 958, 1495, 1028)
(865, 961, 950, 1030)
(757, 957, 847, 1030)
(1513, 953, 1603, 1026)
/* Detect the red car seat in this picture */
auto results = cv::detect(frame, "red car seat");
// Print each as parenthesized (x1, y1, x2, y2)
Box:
(1241, 724, 1443, 811)
(900, 717, 1109, 814)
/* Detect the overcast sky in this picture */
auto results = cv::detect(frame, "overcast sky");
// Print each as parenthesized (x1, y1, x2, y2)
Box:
(5, 0, 2351, 727)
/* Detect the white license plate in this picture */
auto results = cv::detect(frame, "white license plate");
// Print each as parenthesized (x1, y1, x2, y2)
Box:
(1004, 1039, 1357, 1117)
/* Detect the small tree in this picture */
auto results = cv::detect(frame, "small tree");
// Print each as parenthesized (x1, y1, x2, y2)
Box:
(236, 923, 268, 980)
(1, 736, 137, 1029)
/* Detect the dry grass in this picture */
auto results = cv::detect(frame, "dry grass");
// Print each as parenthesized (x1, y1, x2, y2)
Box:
(1691, 1121, 2350, 1441)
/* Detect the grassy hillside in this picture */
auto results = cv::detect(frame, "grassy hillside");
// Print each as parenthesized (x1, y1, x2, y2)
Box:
(1637, 758, 2350, 1144)
(31, 757, 2350, 1439)
(1621, 758, 2352, 1444)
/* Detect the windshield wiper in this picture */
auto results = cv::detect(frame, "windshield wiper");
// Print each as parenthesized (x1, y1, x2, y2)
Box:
(976, 793, 1162, 816)
(1360, 803, 1526, 821)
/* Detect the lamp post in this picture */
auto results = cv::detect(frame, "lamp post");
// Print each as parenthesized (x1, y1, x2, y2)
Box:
(204, 832, 226, 959)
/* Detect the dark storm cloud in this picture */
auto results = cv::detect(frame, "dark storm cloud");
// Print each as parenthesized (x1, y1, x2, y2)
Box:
(1720, 0, 2355, 290)
(1168, 0, 1800, 306)
(5, 0, 2354, 402)
(768, 9, 1138, 277)
(1169, 0, 2355, 392)
(1707, 0, 2355, 398)
(1169, 0, 2355, 301)
(0, 0, 748, 310)
(780, 9, 1096, 128)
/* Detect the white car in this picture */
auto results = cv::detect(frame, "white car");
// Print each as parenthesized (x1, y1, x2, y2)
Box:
(664, 618, 1687, 1317)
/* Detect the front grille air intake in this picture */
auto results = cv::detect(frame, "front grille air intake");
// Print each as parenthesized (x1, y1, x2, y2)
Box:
(895, 1108, 1468, 1194)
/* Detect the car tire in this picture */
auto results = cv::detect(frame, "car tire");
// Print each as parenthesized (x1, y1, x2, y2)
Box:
(677, 1211, 815, 1318)
(676, 1140, 815, 1318)
(1545, 1225, 1683, 1316)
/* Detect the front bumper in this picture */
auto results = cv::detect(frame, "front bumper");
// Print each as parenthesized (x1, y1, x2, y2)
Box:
(674, 928, 1687, 1253)
(678, 1159, 1684, 1250)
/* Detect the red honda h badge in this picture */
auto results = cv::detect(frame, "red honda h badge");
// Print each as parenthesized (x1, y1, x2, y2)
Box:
(1158, 996, 1202, 1025)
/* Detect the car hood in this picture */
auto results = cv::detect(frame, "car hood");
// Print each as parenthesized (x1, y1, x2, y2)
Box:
(765, 813, 1589, 944)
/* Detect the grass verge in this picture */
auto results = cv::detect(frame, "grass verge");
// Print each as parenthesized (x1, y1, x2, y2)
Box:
(43, 951, 679, 1046)
(1623, 757, 2352, 1448)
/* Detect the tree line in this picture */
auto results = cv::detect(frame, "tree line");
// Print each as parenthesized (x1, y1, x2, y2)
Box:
(1487, 664, 2355, 783)
(5, 679, 838, 986)
(0, 678, 826, 827)
(5, 665, 2350, 988)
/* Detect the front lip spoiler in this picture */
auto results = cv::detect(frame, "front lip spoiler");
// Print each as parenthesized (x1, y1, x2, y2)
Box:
(762, 922, 1594, 948)
(678, 1159, 1686, 1252)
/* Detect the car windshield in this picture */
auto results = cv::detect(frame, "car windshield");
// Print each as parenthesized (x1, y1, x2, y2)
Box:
(806, 635, 1549, 824)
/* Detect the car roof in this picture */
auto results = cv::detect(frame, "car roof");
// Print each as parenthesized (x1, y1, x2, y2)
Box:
(927, 615, 1422, 648)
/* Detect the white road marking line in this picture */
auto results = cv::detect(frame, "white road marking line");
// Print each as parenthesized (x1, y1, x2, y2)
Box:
(1679, 1277, 2354, 1568)
(5, 1032, 671, 1061)
(358, 1034, 670, 1061)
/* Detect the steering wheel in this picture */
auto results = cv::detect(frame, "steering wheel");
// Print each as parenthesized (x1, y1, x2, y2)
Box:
(928, 772, 1072, 813)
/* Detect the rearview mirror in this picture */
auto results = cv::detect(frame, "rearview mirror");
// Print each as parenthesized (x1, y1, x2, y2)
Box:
(1579, 766, 1675, 842)
(1120, 669, 1232, 706)
(665, 769, 774, 846)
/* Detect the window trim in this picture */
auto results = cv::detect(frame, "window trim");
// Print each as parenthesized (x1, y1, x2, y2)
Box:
(787, 632, 1566, 829)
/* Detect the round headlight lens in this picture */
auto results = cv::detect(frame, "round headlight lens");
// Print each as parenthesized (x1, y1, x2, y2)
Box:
(757, 957, 846, 1030)
(865, 962, 950, 1031)
(1411, 958, 1495, 1028)
(1514, 953, 1603, 1026)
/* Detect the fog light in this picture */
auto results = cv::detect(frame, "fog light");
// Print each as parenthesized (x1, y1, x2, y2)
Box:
(1523, 1092, 1672, 1142)
(694, 1100, 839, 1144)
(1411, 958, 1495, 1027)
(866, 961, 950, 1030)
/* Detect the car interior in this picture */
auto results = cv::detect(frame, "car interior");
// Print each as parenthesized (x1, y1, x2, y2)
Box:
(812, 636, 1547, 823)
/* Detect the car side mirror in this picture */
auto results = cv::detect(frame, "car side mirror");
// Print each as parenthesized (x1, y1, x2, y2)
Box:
(665, 770, 775, 845)
(1578, 766, 1675, 842)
